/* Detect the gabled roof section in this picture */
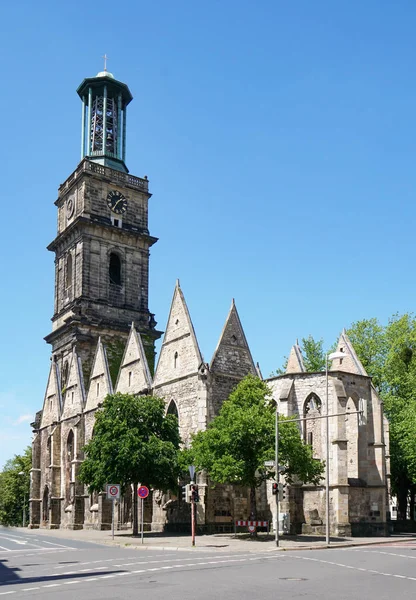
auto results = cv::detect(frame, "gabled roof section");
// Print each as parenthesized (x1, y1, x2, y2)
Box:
(210, 299, 257, 377)
(61, 348, 86, 419)
(85, 338, 113, 412)
(115, 323, 153, 394)
(153, 281, 204, 387)
(286, 342, 306, 374)
(40, 361, 62, 428)
(330, 329, 369, 376)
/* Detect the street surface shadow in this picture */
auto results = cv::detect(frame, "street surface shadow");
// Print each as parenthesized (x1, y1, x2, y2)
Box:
(0, 560, 21, 584)
(0, 569, 126, 587)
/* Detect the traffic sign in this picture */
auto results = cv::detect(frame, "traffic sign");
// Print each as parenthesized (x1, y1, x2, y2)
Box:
(106, 484, 120, 499)
(138, 485, 149, 499)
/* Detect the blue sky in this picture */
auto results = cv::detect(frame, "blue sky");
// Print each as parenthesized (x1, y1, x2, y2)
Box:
(1, 0, 415, 467)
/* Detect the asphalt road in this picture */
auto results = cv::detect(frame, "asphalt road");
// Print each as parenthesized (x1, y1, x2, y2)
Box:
(2, 527, 416, 599)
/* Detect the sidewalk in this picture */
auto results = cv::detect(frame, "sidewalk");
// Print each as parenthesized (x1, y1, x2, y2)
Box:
(19, 526, 416, 553)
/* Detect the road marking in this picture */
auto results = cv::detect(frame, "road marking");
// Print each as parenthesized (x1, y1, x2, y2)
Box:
(0, 554, 280, 596)
(22, 588, 40, 592)
(42, 540, 75, 548)
(0, 537, 27, 545)
(293, 555, 416, 582)
(351, 548, 416, 560)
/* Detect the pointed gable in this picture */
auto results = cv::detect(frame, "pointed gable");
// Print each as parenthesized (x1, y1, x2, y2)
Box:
(210, 299, 257, 377)
(330, 329, 368, 376)
(286, 342, 306, 374)
(40, 361, 62, 428)
(85, 338, 113, 412)
(115, 323, 152, 394)
(61, 348, 86, 419)
(153, 281, 203, 386)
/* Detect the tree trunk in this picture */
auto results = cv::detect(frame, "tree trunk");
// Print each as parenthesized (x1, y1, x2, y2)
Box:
(249, 487, 257, 521)
(132, 482, 138, 535)
(397, 481, 409, 521)
(410, 485, 416, 521)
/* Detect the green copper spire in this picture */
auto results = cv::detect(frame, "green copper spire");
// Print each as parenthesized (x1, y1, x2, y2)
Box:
(77, 66, 133, 173)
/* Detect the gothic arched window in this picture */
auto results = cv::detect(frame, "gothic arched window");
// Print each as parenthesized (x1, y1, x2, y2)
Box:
(174, 351, 178, 369)
(67, 430, 74, 462)
(303, 393, 322, 457)
(167, 399, 179, 419)
(109, 253, 122, 285)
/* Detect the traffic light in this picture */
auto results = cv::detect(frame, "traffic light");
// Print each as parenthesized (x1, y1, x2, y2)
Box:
(272, 483, 278, 496)
(181, 484, 191, 503)
(191, 484, 199, 503)
(279, 483, 288, 501)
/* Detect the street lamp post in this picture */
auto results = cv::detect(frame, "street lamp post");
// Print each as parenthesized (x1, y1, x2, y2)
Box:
(18, 471, 26, 528)
(275, 409, 279, 547)
(325, 351, 347, 545)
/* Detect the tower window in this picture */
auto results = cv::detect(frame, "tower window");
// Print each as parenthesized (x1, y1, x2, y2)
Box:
(174, 351, 178, 369)
(109, 253, 121, 285)
(96, 382, 100, 397)
(128, 371, 132, 386)
(65, 254, 73, 290)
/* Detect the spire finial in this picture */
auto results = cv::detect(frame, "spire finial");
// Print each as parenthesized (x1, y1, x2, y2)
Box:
(102, 53, 109, 72)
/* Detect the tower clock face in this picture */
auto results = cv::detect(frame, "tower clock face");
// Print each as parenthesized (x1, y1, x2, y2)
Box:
(107, 190, 128, 215)
(66, 194, 75, 218)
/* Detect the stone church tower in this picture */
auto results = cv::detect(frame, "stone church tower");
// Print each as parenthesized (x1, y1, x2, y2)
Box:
(30, 67, 161, 528)
(45, 67, 161, 383)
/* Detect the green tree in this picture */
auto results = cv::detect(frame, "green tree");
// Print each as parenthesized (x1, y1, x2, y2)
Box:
(301, 335, 325, 372)
(0, 447, 31, 526)
(346, 314, 416, 520)
(345, 318, 387, 393)
(79, 393, 181, 535)
(186, 375, 323, 518)
(271, 335, 326, 376)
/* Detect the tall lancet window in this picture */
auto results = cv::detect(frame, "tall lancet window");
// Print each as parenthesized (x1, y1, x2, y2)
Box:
(109, 253, 121, 285)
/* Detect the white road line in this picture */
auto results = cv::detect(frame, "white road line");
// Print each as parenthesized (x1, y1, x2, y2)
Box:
(0, 555, 281, 596)
(22, 588, 40, 592)
(293, 555, 416, 582)
(0, 545, 10, 551)
(41, 540, 74, 548)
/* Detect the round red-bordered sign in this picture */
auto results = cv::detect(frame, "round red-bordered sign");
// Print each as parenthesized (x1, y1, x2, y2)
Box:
(138, 485, 149, 499)
(248, 525, 256, 533)
(108, 485, 120, 498)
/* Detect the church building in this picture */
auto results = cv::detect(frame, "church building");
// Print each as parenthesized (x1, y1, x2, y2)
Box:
(29, 68, 390, 536)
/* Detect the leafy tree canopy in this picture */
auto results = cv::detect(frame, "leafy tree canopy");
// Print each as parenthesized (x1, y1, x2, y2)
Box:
(272, 335, 326, 375)
(346, 314, 416, 519)
(79, 393, 181, 534)
(0, 446, 31, 526)
(185, 375, 323, 516)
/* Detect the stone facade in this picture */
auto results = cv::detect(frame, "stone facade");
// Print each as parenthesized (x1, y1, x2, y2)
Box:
(30, 287, 389, 535)
(30, 68, 389, 536)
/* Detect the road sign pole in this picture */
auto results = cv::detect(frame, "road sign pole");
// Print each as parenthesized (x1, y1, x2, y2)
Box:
(141, 498, 144, 544)
(191, 480, 195, 547)
(112, 498, 115, 540)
